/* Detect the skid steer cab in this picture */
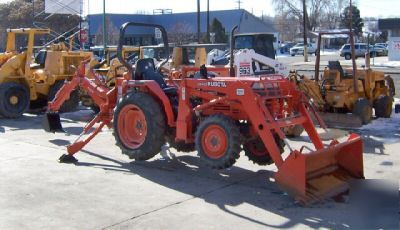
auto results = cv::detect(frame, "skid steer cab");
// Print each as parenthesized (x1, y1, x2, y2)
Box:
(43, 22, 364, 204)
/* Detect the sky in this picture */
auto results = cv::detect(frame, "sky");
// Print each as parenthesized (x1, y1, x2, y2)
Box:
(86, 0, 400, 18)
(0, 0, 399, 18)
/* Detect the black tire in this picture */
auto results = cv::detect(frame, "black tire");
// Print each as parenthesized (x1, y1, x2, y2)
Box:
(90, 105, 100, 114)
(165, 131, 195, 152)
(169, 140, 195, 152)
(195, 114, 240, 169)
(370, 52, 376, 58)
(374, 95, 393, 118)
(291, 54, 295, 57)
(344, 53, 351, 60)
(0, 82, 30, 118)
(48, 80, 79, 113)
(243, 135, 285, 166)
(113, 92, 166, 160)
(353, 98, 372, 124)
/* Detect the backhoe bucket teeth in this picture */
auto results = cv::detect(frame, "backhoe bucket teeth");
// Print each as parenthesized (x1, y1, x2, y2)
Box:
(275, 134, 364, 204)
(42, 112, 64, 133)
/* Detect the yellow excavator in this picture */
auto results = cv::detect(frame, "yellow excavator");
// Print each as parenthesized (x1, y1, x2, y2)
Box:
(0, 28, 92, 118)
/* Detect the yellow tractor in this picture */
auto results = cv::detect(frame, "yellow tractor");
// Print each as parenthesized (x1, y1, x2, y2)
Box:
(0, 28, 92, 118)
(291, 31, 395, 127)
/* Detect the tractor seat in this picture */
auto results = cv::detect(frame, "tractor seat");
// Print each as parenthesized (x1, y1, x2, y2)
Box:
(328, 61, 352, 79)
(134, 58, 177, 96)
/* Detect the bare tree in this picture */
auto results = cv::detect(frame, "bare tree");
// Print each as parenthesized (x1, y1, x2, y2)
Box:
(95, 17, 119, 46)
(273, 0, 349, 33)
(168, 22, 195, 45)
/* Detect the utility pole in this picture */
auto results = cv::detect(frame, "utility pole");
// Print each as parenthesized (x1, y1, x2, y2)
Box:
(236, 0, 242, 9)
(207, 0, 210, 42)
(103, 0, 107, 57)
(197, 0, 201, 43)
(303, 0, 308, 62)
(32, 0, 35, 26)
(349, 0, 358, 94)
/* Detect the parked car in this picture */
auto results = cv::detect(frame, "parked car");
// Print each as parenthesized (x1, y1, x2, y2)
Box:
(371, 45, 388, 56)
(289, 43, 317, 56)
(340, 43, 368, 60)
(279, 42, 295, 54)
(375, 42, 388, 49)
(340, 43, 387, 59)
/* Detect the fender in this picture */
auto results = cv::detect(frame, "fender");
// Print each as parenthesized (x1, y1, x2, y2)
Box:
(126, 80, 176, 127)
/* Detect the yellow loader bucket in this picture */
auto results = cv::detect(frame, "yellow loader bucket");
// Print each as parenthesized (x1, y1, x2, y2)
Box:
(275, 134, 364, 204)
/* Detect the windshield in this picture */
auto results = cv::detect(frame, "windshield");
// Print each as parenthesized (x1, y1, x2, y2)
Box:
(234, 34, 275, 59)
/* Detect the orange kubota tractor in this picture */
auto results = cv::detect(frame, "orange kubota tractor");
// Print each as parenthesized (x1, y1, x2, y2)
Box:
(43, 22, 364, 204)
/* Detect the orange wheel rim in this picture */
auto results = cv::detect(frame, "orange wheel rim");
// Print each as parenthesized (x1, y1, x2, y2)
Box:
(118, 104, 147, 149)
(201, 125, 228, 159)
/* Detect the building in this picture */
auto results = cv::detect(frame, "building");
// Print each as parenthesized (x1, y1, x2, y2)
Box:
(378, 18, 400, 61)
(87, 9, 277, 46)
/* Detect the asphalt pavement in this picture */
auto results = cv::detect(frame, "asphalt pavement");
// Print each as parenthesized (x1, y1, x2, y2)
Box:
(0, 54, 399, 229)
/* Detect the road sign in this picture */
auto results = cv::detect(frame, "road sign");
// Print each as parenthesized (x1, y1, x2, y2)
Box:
(79, 29, 88, 43)
(155, 28, 162, 39)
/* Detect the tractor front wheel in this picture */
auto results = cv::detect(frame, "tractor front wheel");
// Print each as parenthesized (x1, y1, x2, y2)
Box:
(374, 95, 393, 118)
(0, 82, 30, 118)
(48, 80, 79, 113)
(353, 98, 372, 124)
(113, 92, 166, 161)
(195, 115, 240, 169)
(243, 136, 285, 166)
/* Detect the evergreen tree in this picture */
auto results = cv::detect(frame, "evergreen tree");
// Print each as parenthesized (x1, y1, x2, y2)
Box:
(210, 18, 227, 43)
(340, 5, 364, 37)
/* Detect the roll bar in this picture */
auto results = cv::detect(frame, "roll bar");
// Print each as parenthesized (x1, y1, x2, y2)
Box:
(117, 22, 169, 75)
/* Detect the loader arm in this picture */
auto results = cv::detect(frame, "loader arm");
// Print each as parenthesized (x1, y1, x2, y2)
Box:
(233, 49, 289, 77)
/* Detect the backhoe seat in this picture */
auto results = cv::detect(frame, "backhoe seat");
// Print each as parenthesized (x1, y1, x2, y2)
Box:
(328, 61, 351, 79)
(134, 58, 177, 95)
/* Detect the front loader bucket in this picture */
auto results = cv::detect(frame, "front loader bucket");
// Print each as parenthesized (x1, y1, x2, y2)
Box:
(275, 134, 364, 204)
(42, 112, 64, 133)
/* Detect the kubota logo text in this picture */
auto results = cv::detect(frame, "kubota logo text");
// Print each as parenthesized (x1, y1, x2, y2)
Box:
(198, 81, 227, 87)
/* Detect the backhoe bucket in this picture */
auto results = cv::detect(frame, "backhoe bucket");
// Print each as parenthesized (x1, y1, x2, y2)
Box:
(42, 112, 64, 133)
(275, 134, 364, 204)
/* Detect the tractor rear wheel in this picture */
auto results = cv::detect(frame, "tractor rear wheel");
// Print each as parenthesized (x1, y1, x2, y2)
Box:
(0, 82, 29, 118)
(374, 95, 393, 118)
(113, 92, 166, 161)
(195, 115, 240, 169)
(243, 136, 285, 166)
(353, 98, 372, 124)
(48, 80, 79, 113)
